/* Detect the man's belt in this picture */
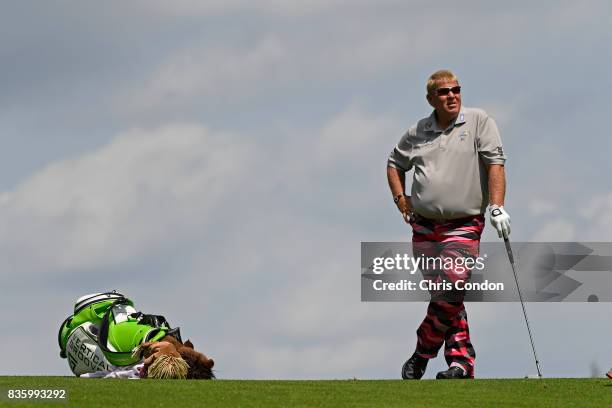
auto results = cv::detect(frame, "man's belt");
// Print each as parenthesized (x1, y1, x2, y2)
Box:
(414, 213, 484, 224)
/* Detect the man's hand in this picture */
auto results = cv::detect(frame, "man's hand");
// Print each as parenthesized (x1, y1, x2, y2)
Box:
(489, 204, 511, 238)
(396, 195, 414, 224)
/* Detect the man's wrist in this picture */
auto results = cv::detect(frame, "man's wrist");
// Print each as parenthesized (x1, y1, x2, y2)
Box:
(489, 204, 506, 218)
(393, 193, 406, 204)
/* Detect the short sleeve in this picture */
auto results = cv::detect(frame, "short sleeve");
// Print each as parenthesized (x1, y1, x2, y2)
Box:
(387, 128, 414, 172)
(477, 114, 506, 165)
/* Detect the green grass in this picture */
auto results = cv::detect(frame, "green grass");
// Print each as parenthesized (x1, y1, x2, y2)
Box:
(1, 377, 610, 408)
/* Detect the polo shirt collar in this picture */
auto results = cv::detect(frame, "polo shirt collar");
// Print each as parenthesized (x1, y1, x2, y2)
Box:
(425, 109, 467, 133)
(455, 109, 467, 125)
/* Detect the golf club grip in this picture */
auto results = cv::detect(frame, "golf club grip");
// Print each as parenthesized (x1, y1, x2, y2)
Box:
(503, 237, 514, 264)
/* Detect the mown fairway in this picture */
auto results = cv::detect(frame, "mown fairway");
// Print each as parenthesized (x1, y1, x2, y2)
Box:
(1, 377, 610, 407)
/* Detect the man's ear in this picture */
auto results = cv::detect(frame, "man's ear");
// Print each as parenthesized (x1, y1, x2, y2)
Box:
(426, 93, 435, 108)
(184, 339, 194, 349)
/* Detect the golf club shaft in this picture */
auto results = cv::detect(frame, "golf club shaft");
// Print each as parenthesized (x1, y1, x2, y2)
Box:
(504, 237, 543, 378)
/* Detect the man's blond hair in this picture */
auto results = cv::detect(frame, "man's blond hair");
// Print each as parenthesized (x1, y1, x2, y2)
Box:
(426, 70, 459, 95)
(147, 355, 189, 379)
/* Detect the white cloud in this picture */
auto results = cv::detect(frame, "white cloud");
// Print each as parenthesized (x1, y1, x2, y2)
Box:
(122, 30, 425, 113)
(0, 123, 250, 274)
(579, 192, 612, 240)
(119, 19, 446, 113)
(123, 37, 287, 112)
(315, 104, 402, 166)
(530, 219, 575, 241)
(524, 191, 612, 241)
(528, 199, 558, 216)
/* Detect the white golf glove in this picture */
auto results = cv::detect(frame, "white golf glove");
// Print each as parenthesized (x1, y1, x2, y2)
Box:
(489, 204, 511, 238)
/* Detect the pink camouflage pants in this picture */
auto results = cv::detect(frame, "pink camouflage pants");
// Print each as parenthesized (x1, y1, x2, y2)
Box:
(411, 214, 485, 378)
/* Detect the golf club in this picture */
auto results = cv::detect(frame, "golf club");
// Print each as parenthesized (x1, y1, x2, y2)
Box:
(503, 237, 543, 378)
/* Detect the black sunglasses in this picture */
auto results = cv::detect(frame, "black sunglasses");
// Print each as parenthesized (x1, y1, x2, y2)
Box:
(435, 86, 461, 96)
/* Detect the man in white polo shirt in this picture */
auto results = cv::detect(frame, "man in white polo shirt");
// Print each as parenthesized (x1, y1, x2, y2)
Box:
(387, 69, 510, 379)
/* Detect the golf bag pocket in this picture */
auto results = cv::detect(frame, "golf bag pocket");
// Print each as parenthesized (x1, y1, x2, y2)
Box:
(65, 322, 114, 376)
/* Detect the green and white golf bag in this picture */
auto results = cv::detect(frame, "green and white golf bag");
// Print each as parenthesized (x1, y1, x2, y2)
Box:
(58, 291, 181, 376)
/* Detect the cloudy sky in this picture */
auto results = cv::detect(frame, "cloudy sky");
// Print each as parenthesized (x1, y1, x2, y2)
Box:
(1, 1, 611, 379)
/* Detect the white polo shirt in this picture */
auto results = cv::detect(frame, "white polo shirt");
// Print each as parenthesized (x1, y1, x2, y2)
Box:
(388, 107, 506, 220)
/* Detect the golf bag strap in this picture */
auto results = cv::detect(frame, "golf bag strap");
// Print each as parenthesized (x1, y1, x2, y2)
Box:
(98, 298, 131, 353)
(58, 315, 73, 358)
